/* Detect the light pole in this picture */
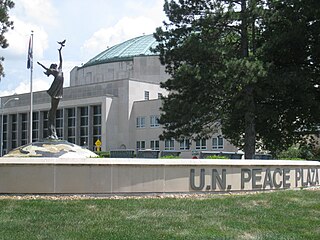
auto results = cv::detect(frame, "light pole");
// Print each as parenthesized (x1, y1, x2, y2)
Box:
(0, 97, 19, 157)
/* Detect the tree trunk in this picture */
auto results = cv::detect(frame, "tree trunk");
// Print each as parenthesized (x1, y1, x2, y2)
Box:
(241, 0, 249, 58)
(241, 0, 256, 159)
(244, 85, 256, 159)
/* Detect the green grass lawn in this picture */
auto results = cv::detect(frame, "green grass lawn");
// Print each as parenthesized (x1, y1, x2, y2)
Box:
(0, 190, 319, 240)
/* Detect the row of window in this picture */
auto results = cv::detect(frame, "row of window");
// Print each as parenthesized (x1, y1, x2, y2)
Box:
(144, 91, 163, 101)
(0, 105, 102, 155)
(137, 137, 224, 150)
(136, 115, 160, 128)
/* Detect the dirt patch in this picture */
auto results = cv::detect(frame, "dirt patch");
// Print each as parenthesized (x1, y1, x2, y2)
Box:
(0, 187, 318, 200)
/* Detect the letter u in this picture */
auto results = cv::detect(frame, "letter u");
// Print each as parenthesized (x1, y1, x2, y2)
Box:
(190, 169, 205, 190)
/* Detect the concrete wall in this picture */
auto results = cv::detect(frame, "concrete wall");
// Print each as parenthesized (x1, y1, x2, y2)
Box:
(0, 158, 319, 194)
(132, 56, 169, 84)
(112, 79, 166, 149)
(130, 100, 238, 157)
(130, 99, 164, 150)
(70, 56, 169, 87)
(70, 60, 134, 87)
(0, 79, 167, 152)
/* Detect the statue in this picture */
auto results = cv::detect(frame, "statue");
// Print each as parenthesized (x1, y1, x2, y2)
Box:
(37, 40, 66, 140)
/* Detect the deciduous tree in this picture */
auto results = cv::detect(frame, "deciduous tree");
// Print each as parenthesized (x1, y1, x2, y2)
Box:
(0, 0, 14, 80)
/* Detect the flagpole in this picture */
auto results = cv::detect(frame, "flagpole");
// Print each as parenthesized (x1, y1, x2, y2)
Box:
(29, 30, 34, 143)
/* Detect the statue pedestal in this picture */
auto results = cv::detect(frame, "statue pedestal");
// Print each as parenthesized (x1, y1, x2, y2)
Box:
(3, 140, 98, 158)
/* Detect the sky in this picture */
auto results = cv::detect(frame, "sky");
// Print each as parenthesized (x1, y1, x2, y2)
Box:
(0, 0, 166, 97)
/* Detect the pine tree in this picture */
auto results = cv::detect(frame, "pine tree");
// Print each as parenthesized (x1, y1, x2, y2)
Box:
(154, 0, 320, 158)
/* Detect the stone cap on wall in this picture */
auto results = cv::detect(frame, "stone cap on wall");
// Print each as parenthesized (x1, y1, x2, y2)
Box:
(0, 158, 319, 167)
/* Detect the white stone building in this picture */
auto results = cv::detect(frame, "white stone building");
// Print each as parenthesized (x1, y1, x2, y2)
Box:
(0, 34, 238, 157)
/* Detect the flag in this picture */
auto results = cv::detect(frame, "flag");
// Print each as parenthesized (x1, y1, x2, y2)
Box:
(27, 35, 33, 69)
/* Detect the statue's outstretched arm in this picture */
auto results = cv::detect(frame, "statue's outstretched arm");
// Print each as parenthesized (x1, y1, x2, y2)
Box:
(37, 61, 48, 71)
(58, 47, 63, 70)
(57, 39, 66, 70)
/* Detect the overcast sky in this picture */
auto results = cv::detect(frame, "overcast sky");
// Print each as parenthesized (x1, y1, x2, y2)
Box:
(0, 0, 166, 97)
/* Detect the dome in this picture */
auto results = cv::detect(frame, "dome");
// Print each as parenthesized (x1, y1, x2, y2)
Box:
(84, 34, 158, 67)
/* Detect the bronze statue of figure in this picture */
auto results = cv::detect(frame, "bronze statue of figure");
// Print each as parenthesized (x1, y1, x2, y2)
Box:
(37, 40, 66, 140)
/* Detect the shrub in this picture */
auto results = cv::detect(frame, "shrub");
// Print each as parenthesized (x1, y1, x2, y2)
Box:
(205, 155, 229, 159)
(276, 145, 312, 160)
(95, 151, 110, 158)
(278, 157, 305, 161)
(311, 147, 320, 160)
(160, 155, 180, 159)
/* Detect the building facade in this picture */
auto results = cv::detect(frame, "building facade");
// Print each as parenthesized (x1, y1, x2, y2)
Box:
(0, 34, 238, 157)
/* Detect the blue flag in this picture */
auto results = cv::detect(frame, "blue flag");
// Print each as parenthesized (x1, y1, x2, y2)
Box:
(27, 36, 33, 69)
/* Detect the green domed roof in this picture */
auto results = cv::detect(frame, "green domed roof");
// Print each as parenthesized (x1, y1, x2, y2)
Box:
(84, 34, 158, 67)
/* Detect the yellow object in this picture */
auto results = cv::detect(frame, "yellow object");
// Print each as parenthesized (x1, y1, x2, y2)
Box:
(95, 139, 102, 152)
(95, 139, 102, 147)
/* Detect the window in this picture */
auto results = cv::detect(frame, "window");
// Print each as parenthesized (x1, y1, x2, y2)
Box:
(80, 106, 88, 146)
(136, 141, 146, 150)
(1, 115, 7, 155)
(56, 109, 63, 139)
(164, 139, 174, 150)
(136, 116, 146, 128)
(42, 111, 48, 139)
(150, 140, 159, 150)
(11, 114, 17, 149)
(150, 115, 160, 128)
(179, 138, 190, 150)
(196, 138, 207, 150)
(158, 93, 162, 99)
(144, 91, 150, 100)
(93, 105, 102, 148)
(212, 136, 224, 150)
(32, 112, 39, 142)
(21, 113, 28, 145)
(67, 108, 76, 143)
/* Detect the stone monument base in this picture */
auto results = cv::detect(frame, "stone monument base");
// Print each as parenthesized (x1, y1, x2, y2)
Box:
(0, 158, 319, 194)
(3, 140, 98, 158)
